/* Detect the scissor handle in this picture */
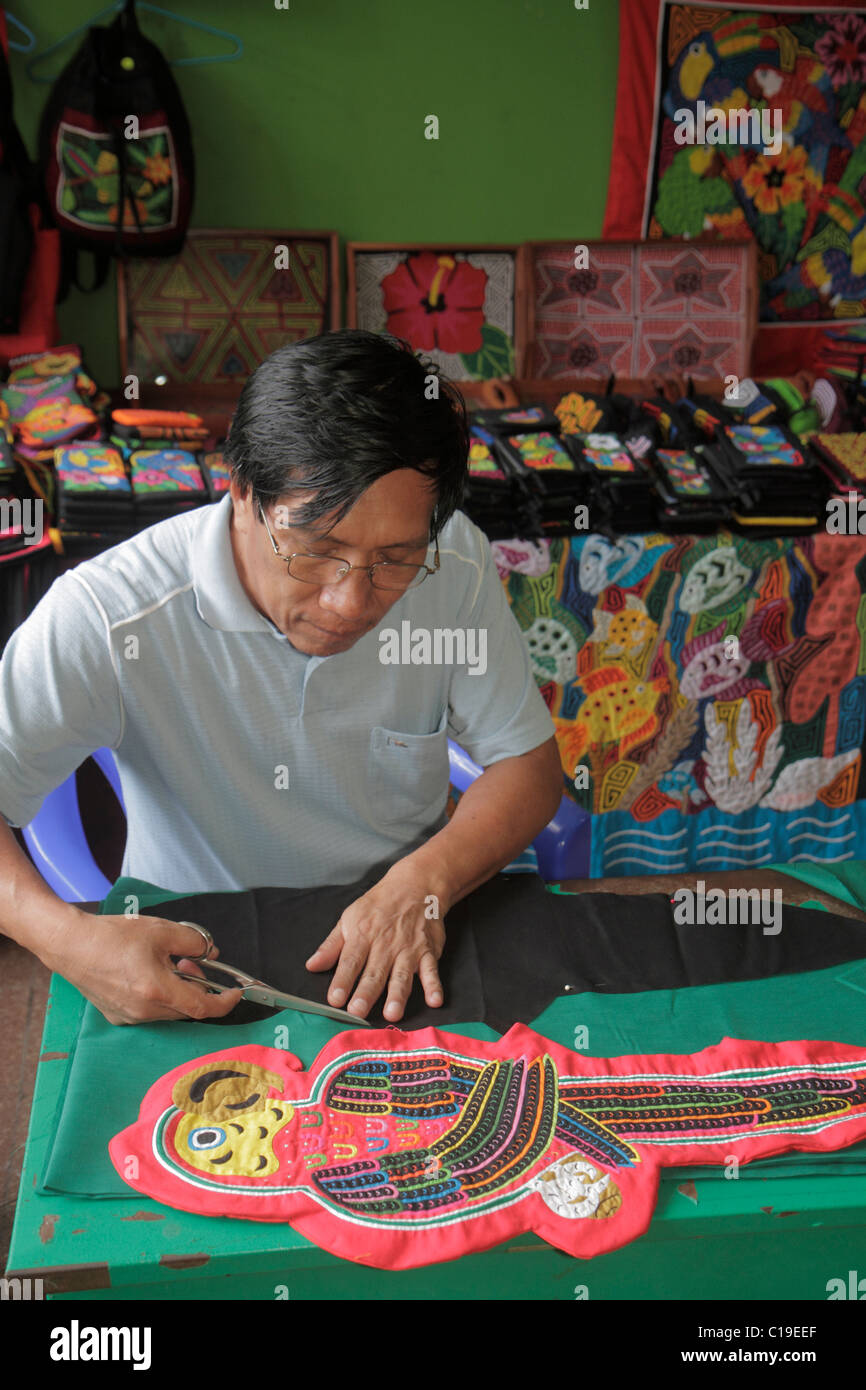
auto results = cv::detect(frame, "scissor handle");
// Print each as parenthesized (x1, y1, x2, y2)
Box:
(177, 920, 215, 961)
(175, 955, 254, 988)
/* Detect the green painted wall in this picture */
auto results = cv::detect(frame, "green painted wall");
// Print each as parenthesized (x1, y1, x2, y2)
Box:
(9, 0, 620, 386)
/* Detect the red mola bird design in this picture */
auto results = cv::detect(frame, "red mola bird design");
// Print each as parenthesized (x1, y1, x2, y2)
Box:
(109, 1026, 866, 1270)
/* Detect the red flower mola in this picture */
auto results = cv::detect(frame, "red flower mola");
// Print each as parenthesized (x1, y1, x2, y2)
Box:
(381, 252, 487, 354)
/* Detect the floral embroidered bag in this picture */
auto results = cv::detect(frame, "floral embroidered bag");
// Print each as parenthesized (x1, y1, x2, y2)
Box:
(37, 0, 194, 300)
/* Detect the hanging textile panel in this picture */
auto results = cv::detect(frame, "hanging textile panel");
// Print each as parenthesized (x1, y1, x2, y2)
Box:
(493, 528, 866, 876)
(603, 2, 866, 373)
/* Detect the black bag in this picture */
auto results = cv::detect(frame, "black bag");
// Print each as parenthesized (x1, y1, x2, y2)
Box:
(37, 0, 194, 300)
(0, 39, 34, 331)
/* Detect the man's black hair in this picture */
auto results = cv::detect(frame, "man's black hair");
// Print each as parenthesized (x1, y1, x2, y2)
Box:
(224, 329, 469, 540)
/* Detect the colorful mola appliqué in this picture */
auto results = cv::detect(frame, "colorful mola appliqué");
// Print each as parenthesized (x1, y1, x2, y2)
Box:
(109, 1026, 866, 1270)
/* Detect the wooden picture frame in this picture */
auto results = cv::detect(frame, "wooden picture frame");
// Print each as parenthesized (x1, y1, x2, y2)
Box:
(521, 238, 759, 392)
(117, 229, 341, 411)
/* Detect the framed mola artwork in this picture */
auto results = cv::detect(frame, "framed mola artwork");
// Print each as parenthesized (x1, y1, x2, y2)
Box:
(346, 243, 523, 382)
(523, 239, 758, 381)
(110, 1026, 866, 1271)
(117, 229, 340, 395)
(604, 1, 866, 374)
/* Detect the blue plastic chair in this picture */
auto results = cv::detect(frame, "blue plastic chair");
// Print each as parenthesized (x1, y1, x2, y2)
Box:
(447, 740, 590, 881)
(21, 747, 125, 903)
(22, 742, 591, 903)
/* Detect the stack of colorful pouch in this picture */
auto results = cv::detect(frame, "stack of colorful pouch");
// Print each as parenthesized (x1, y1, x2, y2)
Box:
(707, 423, 829, 531)
(54, 442, 133, 534)
(633, 394, 738, 529)
(461, 427, 531, 539)
(569, 431, 658, 533)
(128, 448, 209, 521)
(199, 450, 233, 499)
(469, 406, 589, 539)
(504, 431, 582, 538)
(110, 409, 209, 449)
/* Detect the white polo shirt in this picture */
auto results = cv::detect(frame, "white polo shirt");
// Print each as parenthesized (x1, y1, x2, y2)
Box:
(0, 497, 554, 891)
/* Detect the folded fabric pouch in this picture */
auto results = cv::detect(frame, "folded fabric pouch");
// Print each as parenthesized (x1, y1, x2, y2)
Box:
(112, 408, 209, 446)
(199, 449, 232, 498)
(129, 448, 208, 521)
(54, 442, 133, 528)
(471, 403, 561, 434)
(468, 428, 508, 481)
(7, 343, 110, 415)
(6, 345, 85, 382)
(555, 390, 606, 435)
(2, 374, 97, 448)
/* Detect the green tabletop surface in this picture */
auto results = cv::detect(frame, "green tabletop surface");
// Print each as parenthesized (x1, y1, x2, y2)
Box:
(7, 877, 866, 1300)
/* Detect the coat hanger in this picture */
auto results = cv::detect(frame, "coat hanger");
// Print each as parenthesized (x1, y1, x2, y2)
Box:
(5, 11, 36, 53)
(27, 1, 242, 82)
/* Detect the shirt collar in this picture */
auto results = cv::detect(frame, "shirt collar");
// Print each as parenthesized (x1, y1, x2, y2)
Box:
(192, 494, 277, 634)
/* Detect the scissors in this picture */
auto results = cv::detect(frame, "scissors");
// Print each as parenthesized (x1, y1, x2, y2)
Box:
(172, 921, 371, 1028)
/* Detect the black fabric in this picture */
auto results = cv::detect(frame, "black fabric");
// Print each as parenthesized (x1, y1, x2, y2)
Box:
(142, 873, 866, 1035)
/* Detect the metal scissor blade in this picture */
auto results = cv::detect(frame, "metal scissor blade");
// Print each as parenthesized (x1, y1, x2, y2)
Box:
(242, 985, 372, 1027)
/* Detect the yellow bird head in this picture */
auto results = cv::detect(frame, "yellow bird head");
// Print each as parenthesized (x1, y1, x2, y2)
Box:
(170, 1060, 294, 1178)
(680, 41, 713, 101)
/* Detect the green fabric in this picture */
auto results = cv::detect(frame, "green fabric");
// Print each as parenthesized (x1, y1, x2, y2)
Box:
(769, 860, 866, 912)
(37, 876, 866, 1198)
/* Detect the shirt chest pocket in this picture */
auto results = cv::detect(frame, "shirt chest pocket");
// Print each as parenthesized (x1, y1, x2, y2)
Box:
(367, 711, 450, 829)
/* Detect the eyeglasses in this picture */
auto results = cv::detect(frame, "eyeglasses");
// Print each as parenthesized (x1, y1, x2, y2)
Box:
(258, 503, 440, 592)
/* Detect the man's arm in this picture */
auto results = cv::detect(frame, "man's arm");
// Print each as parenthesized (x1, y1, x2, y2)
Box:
(405, 735, 564, 905)
(0, 817, 242, 1022)
(0, 576, 240, 1023)
(306, 736, 563, 1021)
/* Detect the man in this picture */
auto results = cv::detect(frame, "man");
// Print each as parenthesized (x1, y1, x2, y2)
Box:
(0, 331, 562, 1026)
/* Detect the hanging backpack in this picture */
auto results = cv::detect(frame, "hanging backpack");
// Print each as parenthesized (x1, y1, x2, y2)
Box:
(37, 0, 194, 300)
(0, 26, 35, 331)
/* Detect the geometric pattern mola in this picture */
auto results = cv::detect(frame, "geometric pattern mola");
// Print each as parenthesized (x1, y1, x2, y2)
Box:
(121, 232, 336, 385)
(110, 1029, 866, 1271)
(529, 241, 755, 379)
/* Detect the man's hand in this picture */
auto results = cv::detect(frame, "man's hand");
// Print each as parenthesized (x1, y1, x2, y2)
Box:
(41, 913, 243, 1025)
(305, 863, 446, 1022)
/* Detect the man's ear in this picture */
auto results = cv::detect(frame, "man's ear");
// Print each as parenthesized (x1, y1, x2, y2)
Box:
(229, 478, 257, 533)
